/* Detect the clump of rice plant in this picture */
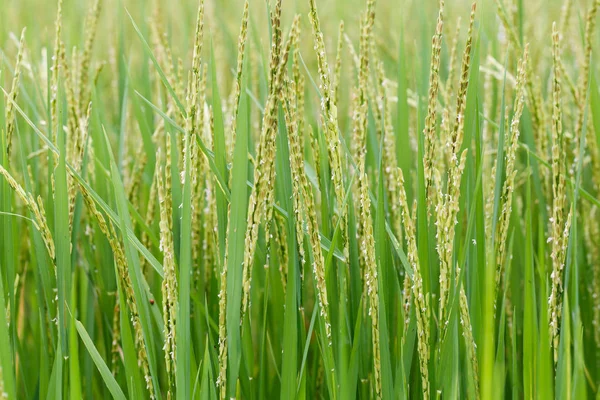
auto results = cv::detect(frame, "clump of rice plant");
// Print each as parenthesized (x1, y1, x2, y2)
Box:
(1, 0, 600, 398)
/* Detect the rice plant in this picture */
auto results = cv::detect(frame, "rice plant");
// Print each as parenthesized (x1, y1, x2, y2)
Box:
(0, 0, 600, 398)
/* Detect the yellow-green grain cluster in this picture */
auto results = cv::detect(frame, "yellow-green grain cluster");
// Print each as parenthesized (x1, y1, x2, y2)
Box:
(548, 22, 571, 365)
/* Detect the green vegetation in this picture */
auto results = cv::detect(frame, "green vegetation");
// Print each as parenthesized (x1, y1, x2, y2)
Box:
(0, 0, 599, 398)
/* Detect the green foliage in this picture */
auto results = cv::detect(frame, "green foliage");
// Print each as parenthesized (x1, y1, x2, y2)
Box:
(0, 0, 599, 399)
